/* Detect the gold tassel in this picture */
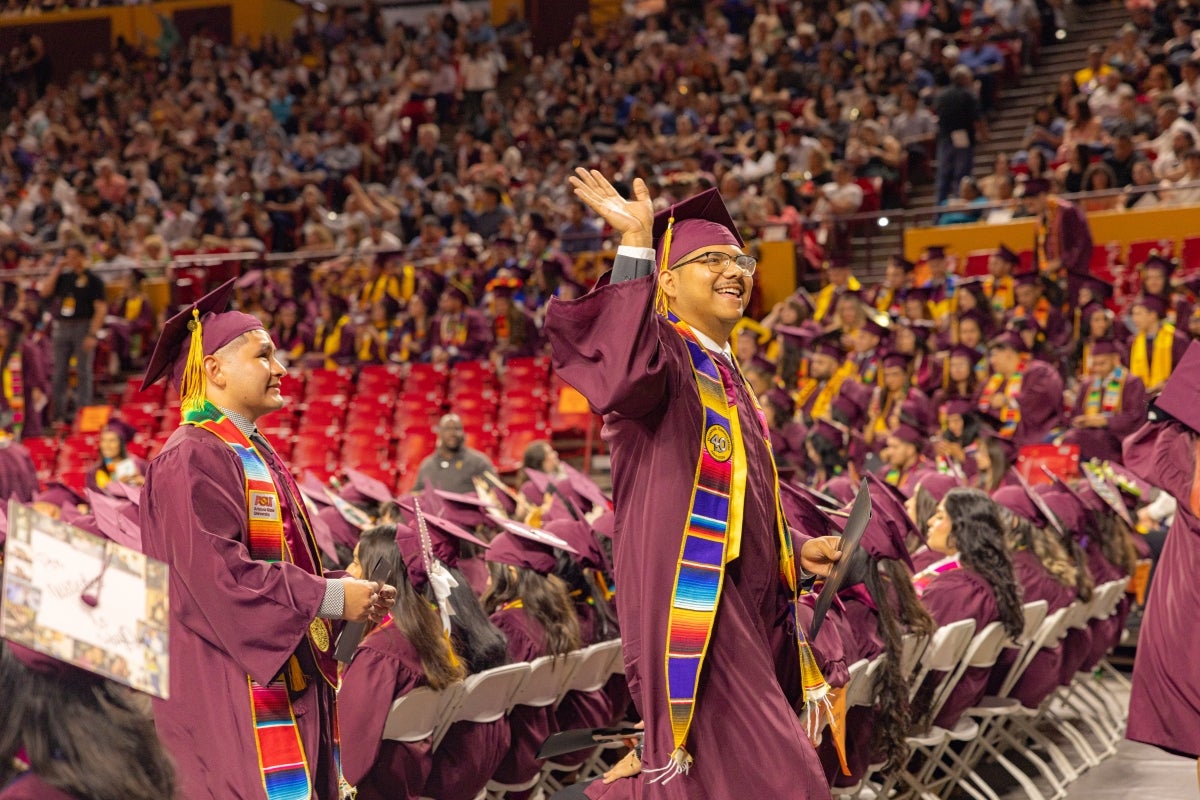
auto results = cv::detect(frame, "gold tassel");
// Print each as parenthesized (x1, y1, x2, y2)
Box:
(654, 213, 676, 317)
(179, 309, 206, 419)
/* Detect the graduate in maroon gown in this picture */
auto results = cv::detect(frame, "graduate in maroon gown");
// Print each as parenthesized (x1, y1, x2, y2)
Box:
(1127, 293, 1190, 392)
(483, 524, 583, 796)
(1025, 179, 1093, 282)
(0, 642, 176, 800)
(1060, 337, 1148, 464)
(978, 331, 1065, 447)
(879, 421, 938, 498)
(432, 281, 493, 365)
(1123, 344, 1200, 768)
(989, 484, 1082, 707)
(913, 488, 1025, 729)
(139, 279, 394, 800)
(86, 420, 148, 494)
(546, 170, 842, 799)
(337, 525, 467, 800)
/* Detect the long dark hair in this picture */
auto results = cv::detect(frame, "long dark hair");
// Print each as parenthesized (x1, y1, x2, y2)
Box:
(441, 563, 510, 673)
(553, 550, 620, 643)
(357, 525, 465, 689)
(911, 485, 940, 541)
(977, 437, 1012, 493)
(943, 488, 1024, 639)
(0, 646, 177, 800)
(483, 563, 582, 657)
(842, 548, 936, 774)
(1087, 507, 1138, 575)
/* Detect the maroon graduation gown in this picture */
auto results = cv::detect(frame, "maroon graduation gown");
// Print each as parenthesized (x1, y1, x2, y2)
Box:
(0, 772, 78, 800)
(142, 425, 338, 800)
(988, 550, 1074, 708)
(338, 623, 432, 800)
(433, 309, 494, 363)
(1060, 371, 1148, 465)
(489, 605, 557, 788)
(1012, 360, 1065, 447)
(920, 567, 1003, 729)
(546, 272, 831, 800)
(0, 443, 38, 503)
(1124, 418, 1200, 757)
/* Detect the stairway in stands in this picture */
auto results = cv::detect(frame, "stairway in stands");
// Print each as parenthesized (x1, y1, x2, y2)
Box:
(846, 0, 1132, 282)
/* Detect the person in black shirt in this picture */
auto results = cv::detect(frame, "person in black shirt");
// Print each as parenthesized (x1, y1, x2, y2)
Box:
(39, 243, 108, 423)
(934, 65, 988, 204)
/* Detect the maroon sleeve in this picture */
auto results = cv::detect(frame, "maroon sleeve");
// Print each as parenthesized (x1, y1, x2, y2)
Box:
(1124, 419, 1200, 514)
(140, 431, 328, 686)
(920, 569, 998, 628)
(337, 630, 424, 785)
(544, 275, 672, 420)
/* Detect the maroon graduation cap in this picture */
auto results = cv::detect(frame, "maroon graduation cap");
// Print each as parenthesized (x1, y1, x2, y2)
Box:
(141, 278, 264, 393)
(339, 468, 395, 507)
(1153, 340, 1200, 434)
(653, 188, 744, 270)
(543, 518, 606, 571)
(485, 513, 579, 575)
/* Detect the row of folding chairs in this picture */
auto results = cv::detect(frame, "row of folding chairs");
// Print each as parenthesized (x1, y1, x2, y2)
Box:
(832, 578, 1131, 800)
(370, 639, 624, 800)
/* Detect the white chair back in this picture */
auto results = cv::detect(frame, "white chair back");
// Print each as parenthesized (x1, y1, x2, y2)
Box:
(899, 631, 931, 680)
(995, 604, 1072, 697)
(909, 619, 976, 703)
(431, 662, 530, 750)
(557, 640, 622, 704)
(844, 656, 886, 709)
(508, 652, 581, 710)
(382, 684, 462, 743)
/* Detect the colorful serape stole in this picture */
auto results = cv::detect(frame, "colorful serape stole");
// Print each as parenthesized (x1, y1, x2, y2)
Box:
(1083, 367, 1126, 416)
(912, 554, 962, 598)
(184, 401, 319, 800)
(979, 358, 1027, 438)
(648, 314, 829, 782)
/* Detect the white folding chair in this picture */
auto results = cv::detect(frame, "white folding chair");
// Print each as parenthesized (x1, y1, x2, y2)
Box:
(432, 662, 531, 749)
(383, 683, 463, 743)
(486, 653, 582, 799)
(539, 641, 625, 791)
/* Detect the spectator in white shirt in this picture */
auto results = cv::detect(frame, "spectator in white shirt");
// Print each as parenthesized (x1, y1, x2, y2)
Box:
(817, 161, 865, 216)
(1165, 149, 1200, 206)
(1089, 72, 1128, 126)
(1173, 58, 1200, 110)
(1153, 129, 1195, 181)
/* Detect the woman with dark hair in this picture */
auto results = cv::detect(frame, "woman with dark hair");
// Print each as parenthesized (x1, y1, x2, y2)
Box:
(0, 643, 176, 800)
(86, 421, 147, 494)
(338, 525, 467, 800)
(269, 300, 313, 363)
(914, 488, 1025, 728)
(483, 526, 582, 795)
(805, 419, 851, 488)
(821, 493, 937, 786)
(1057, 142, 1092, 195)
(973, 432, 1018, 492)
(395, 291, 436, 364)
(394, 507, 512, 800)
(988, 485, 1089, 707)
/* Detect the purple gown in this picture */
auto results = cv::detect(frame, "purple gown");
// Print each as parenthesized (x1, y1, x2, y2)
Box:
(1060, 372, 1148, 464)
(337, 623, 432, 800)
(141, 426, 339, 800)
(988, 550, 1074, 708)
(920, 567, 1002, 729)
(546, 272, 831, 800)
(1123, 421, 1199, 755)
(490, 606, 556, 789)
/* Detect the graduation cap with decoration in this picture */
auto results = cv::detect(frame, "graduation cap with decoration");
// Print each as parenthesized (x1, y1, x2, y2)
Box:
(485, 512, 578, 575)
(1139, 252, 1176, 277)
(650, 188, 744, 313)
(339, 468, 395, 507)
(141, 278, 265, 418)
(807, 329, 848, 361)
(861, 309, 892, 339)
(988, 329, 1030, 353)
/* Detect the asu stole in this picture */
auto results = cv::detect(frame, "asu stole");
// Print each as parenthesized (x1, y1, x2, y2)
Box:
(654, 314, 829, 778)
(184, 402, 336, 800)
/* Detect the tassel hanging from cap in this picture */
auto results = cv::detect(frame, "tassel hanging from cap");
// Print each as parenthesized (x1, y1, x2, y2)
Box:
(654, 213, 676, 317)
(179, 308, 207, 419)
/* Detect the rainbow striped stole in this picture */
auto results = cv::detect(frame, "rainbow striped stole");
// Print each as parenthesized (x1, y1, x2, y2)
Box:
(655, 315, 817, 774)
(183, 402, 314, 800)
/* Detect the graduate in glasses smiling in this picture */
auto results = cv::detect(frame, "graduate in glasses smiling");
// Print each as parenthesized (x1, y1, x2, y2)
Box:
(545, 169, 842, 799)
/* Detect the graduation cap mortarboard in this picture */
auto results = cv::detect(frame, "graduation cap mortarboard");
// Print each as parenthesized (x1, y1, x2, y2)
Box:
(948, 343, 983, 363)
(1069, 270, 1114, 303)
(881, 350, 914, 371)
(1152, 340, 1200, 434)
(889, 421, 925, 448)
(916, 472, 960, 503)
(992, 483, 1049, 530)
(942, 398, 974, 417)
(994, 244, 1020, 266)
(924, 245, 947, 260)
(103, 418, 138, 444)
(1013, 271, 1041, 288)
(764, 387, 795, 418)
(339, 468, 394, 506)
(988, 329, 1029, 353)
(889, 255, 916, 272)
(140, 278, 264, 411)
(1089, 336, 1122, 357)
(861, 311, 891, 339)
(863, 473, 922, 563)
(1033, 482, 1085, 537)
(298, 472, 334, 507)
(977, 426, 1019, 464)
(901, 285, 936, 305)
(1140, 253, 1175, 276)
(956, 307, 995, 336)
(808, 329, 848, 360)
(810, 478, 872, 639)
(1131, 293, 1168, 317)
(562, 464, 612, 512)
(653, 188, 743, 270)
(485, 514, 578, 575)
(543, 518, 606, 571)
(1014, 468, 1067, 538)
(35, 481, 86, 511)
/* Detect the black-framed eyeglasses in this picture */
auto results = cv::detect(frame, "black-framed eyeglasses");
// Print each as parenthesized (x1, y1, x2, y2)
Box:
(672, 251, 757, 277)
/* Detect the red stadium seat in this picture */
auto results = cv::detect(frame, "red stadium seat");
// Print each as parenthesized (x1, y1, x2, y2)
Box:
(963, 251, 991, 277)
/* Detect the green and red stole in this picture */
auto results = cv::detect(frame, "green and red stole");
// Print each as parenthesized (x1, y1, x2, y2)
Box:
(1083, 366, 1126, 416)
(184, 401, 337, 800)
(650, 314, 829, 782)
